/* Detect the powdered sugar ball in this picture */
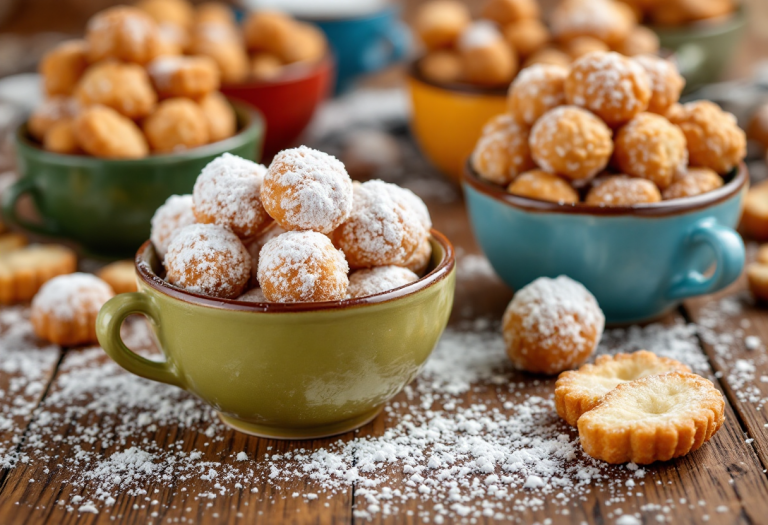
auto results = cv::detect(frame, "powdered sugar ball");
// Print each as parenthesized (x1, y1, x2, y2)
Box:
(262, 146, 353, 234)
(585, 175, 661, 206)
(507, 169, 579, 204)
(246, 223, 286, 287)
(471, 114, 535, 185)
(662, 168, 723, 200)
(86, 6, 161, 64)
(165, 223, 251, 299)
(529, 106, 613, 181)
(258, 231, 349, 303)
(193, 153, 272, 240)
(403, 237, 433, 276)
(348, 266, 419, 298)
(551, 0, 633, 47)
(507, 64, 568, 126)
(502, 275, 605, 375)
(565, 51, 651, 127)
(633, 55, 685, 116)
(150, 194, 196, 260)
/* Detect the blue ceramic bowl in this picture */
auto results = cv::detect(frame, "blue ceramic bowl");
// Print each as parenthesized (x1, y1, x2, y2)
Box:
(463, 164, 748, 324)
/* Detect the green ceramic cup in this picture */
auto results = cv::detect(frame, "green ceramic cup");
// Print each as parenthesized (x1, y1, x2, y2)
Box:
(96, 232, 456, 440)
(2, 102, 264, 258)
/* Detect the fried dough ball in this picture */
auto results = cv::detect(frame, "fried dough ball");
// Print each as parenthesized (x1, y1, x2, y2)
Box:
(262, 146, 353, 234)
(193, 153, 271, 239)
(75, 62, 157, 120)
(482, 0, 540, 25)
(748, 103, 768, 150)
(507, 169, 580, 204)
(39, 40, 89, 97)
(414, 0, 471, 51)
(246, 223, 285, 286)
(156, 22, 187, 56)
(282, 23, 327, 64)
(237, 287, 268, 302)
(471, 114, 535, 185)
(97, 260, 138, 294)
(529, 105, 614, 181)
(614, 26, 660, 57)
(348, 266, 419, 299)
(195, 2, 236, 26)
(419, 51, 463, 84)
(585, 175, 661, 205)
(564, 36, 609, 60)
(190, 25, 249, 84)
(251, 53, 284, 81)
(458, 22, 517, 86)
(742, 180, 768, 241)
(150, 194, 196, 260)
(633, 55, 685, 115)
(403, 237, 433, 276)
(662, 168, 723, 200)
(565, 51, 651, 127)
(86, 6, 161, 64)
(165, 223, 251, 299)
(136, 0, 194, 29)
(147, 55, 220, 98)
(244, 11, 294, 54)
(668, 101, 746, 174)
(502, 275, 605, 375)
(523, 47, 571, 69)
(28, 96, 80, 141)
(143, 98, 210, 153)
(551, 0, 634, 47)
(258, 231, 349, 302)
(748, 262, 768, 302)
(198, 91, 236, 142)
(613, 112, 687, 189)
(503, 19, 550, 59)
(507, 63, 568, 126)
(43, 120, 82, 155)
(73, 105, 148, 159)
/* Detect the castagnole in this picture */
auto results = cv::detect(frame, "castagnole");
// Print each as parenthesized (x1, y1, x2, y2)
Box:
(150, 194, 196, 260)
(85, 6, 161, 64)
(471, 114, 535, 185)
(507, 169, 579, 204)
(585, 175, 661, 206)
(507, 64, 568, 126)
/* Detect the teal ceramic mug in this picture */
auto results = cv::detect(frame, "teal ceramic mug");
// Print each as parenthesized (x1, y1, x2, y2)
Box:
(2, 102, 264, 258)
(96, 232, 455, 440)
(463, 164, 747, 324)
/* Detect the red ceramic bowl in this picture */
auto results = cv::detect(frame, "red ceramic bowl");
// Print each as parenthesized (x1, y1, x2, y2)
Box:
(220, 55, 333, 159)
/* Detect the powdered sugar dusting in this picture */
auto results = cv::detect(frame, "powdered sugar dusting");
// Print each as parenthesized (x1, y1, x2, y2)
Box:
(31, 273, 114, 322)
(150, 194, 196, 260)
(457, 20, 502, 51)
(347, 266, 418, 298)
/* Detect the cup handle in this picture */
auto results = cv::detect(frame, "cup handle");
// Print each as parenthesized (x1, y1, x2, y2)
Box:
(382, 21, 410, 65)
(665, 219, 745, 300)
(1, 178, 61, 237)
(96, 292, 183, 388)
(359, 21, 410, 73)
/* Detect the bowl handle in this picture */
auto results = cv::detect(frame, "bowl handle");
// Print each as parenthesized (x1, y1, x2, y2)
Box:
(96, 292, 183, 388)
(0, 178, 61, 237)
(665, 219, 744, 300)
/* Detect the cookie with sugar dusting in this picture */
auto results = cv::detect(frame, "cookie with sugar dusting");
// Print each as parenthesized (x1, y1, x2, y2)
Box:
(151, 194, 197, 260)
(347, 266, 419, 299)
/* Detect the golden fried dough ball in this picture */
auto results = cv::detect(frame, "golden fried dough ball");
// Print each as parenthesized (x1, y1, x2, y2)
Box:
(150, 194, 196, 260)
(73, 105, 148, 159)
(507, 63, 568, 126)
(747, 103, 768, 150)
(523, 47, 571, 69)
(565, 51, 651, 127)
(143, 98, 210, 153)
(471, 113, 535, 185)
(529, 105, 614, 181)
(75, 62, 157, 120)
(507, 169, 580, 203)
(282, 23, 327, 64)
(86, 6, 161, 64)
(195, 2, 236, 27)
(613, 112, 687, 189)
(742, 180, 768, 241)
(402, 236, 432, 276)
(633, 55, 685, 115)
(347, 266, 419, 298)
(198, 91, 236, 142)
(39, 40, 89, 97)
(43, 120, 82, 155)
(668, 101, 746, 174)
(482, 0, 540, 25)
(136, 0, 194, 29)
(245, 223, 285, 286)
(156, 22, 187, 56)
(28, 96, 80, 141)
(414, 0, 471, 51)
(564, 36, 609, 60)
(419, 51, 463, 84)
(503, 19, 550, 59)
(189, 26, 249, 84)
(614, 26, 660, 57)
(251, 53, 284, 81)
(748, 262, 768, 302)
(258, 231, 349, 303)
(147, 55, 219, 98)
(662, 168, 723, 200)
(585, 175, 661, 205)
(551, 0, 634, 47)
(244, 11, 322, 64)
(458, 22, 517, 86)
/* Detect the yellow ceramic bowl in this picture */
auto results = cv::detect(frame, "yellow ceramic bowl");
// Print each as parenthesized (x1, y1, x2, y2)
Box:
(407, 60, 508, 183)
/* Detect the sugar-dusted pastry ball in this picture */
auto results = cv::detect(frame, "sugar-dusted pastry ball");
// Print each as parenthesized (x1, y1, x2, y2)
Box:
(262, 146, 353, 234)
(165, 223, 251, 298)
(193, 153, 271, 239)
(668, 101, 747, 174)
(748, 103, 768, 150)
(502, 275, 605, 374)
(563, 36, 609, 60)
(523, 47, 571, 69)
(503, 19, 550, 59)
(97, 260, 138, 294)
(662, 168, 723, 200)
(742, 181, 768, 241)
(585, 175, 661, 205)
(198, 91, 236, 143)
(613, 112, 687, 190)
(529, 105, 613, 181)
(243, 11, 295, 55)
(245, 223, 285, 287)
(414, 0, 471, 51)
(282, 23, 326, 64)
(73, 105, 148, 159)
(402, 237, 433, 276)
(551, 0, 633, 47)
(155, 22, 186, 56)
(507, 63, 568, 126)
(615, 26, 660, 57)
(420, 51, 463, 84)
(565, 51, 651, 127)
(147, 55, 220, 99)
(195, 2, 237, 26)
(471, 114, 535, 185)
(86, 6, 161, 64)
(482, 0, 540, 25)
(189, 25, 249, 84)
(458, 22, 517, 86)
(136, 0, 194, 28)
(633, 55, 685, 116)
(39, 40, 89, 97)
(258, 231, 349, 302)
(28, 96, 80, 141)
(150, 194, 196, 260)
(251, 53, 283, 80)
(507, 169, 580, 203)
(348, 266, 419, 299)
(75, 62, 157, 120)
(237, 287, 269, 303)
(43, 120, 81, 155)
(143, 98, 210, 153)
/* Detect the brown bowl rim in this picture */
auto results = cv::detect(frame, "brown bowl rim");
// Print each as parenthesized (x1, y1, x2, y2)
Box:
(407, 58, 509, 97)
(134, 229, 456, 313)
(221, 53, 334, 90)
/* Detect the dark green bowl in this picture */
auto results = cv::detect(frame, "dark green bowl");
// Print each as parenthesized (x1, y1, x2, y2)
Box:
(2, 102, 264, 258)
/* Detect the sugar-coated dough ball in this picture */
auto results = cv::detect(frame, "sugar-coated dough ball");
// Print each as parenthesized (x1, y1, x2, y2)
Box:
(459, 23, 517, 86)
(86, 6, 161, 64)
(147, 55, 220, 98)
(193, 153, 271, 239)
(136, 0, 194, 28)
(143, 98, 210, 153)
(73, 105, 148, 159)
(482, 0, 540, 25)
(551, 0, 633, 47)
(502, 275, 605, 375)
(507, 169, 580, 204)
(251, 53, 284, 80)
(28, 96, 80, 141)
(741, 181, 768, 241)
(523, 47, 571, 69)
(633, 55, 685, 115)
(198, 91, 236, 143)
(262, 146, 353, 234)
(420, 51, 463, 84)
(237, 287, 268, 303)
(246, 223, 285, 287)
(613, 112, 687, 190)
(564, 36, 609, 60)
(348, 266, 419, 298)
(189, 24, 249, 84)
(529, 105, 613, 181)
(585, 175, 661, 205)
(414, 0, 471, 51)
(565, 51, 651, 127)
(507, 64, 568, 126)
(615, 26, 660, 57)
(668, 101, 746, 174)
(282, 23, 326, 64)
(244, 11, 294, 55)
(258, 231, 349, 302)
(503, 19, 550, 59)
(150, 194, 196, 260)
(662, 168, 723, 200)
(43, 120, 81, 155)
(165, 223, 251, 299)
(40, 40, 89, 97)
(748, 103, 768, 150)
(195, 2, 236, 26)
(471, 114, 535, 185)
(75, 62, 157, 120)
(402, 237, 432, 276)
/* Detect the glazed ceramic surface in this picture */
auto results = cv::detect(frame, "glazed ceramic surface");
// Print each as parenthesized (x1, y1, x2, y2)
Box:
(3, 103, 263, 258)
(463, 164, 747, 324)
(96, 232, 456, 440)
